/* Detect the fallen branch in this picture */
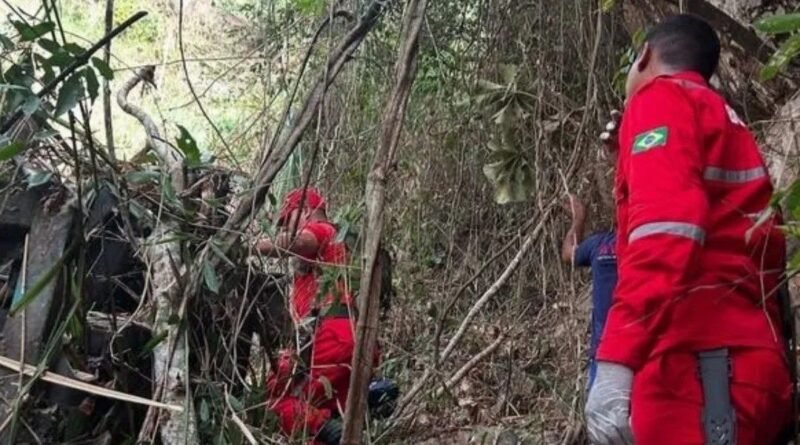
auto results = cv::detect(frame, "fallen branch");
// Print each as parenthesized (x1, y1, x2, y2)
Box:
(0, 355, 183, 411)
(341, 0, 427, 443)
(434, 332, 510, 398)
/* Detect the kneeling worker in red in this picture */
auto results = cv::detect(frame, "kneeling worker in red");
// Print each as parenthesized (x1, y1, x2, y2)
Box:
(257, 188, 368, 445)
(585, 15, 793, 445)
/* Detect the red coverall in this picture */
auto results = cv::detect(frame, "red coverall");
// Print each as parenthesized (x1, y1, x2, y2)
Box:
(267, 220, 357, 443)
(596, 71, 792, 444)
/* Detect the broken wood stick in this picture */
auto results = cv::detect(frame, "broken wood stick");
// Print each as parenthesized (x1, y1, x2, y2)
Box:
(435, 332, 509, 398)
(0, 354, 183, 412)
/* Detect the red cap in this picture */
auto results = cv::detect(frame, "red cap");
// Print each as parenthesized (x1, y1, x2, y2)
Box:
(278, 188, 326, 223)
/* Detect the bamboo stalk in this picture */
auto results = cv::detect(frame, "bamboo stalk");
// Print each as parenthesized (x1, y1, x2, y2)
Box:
(0, 355, 183, 412)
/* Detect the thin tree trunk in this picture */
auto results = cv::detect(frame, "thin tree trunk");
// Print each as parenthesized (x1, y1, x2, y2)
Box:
(340, 1, 427, 443)
(103, 0, 115, 161)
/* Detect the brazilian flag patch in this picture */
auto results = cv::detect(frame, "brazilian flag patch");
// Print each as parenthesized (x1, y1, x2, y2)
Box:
(632, 126, 668, 153)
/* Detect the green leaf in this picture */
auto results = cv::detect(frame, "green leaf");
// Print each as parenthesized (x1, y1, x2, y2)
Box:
(0, 141, 24, 161)
(492, 104, 510, 125)
(755, 13, 800, 34)
(786, 179, 800, 219)
(335, 222, 351, 243)
(83, 68, 99, 102)
(477, 79, 506, 93)
(760, 63, 781, 81)
(11, 20, 55, 42)
(760, 33, 800, 81)
(161, 176, 180, 206)
(209, 240, 235, 268)
(631, 28, 646, 48)
(483, 140, 534, 205)
(48, 50, 75, 68)
(295, 0, 324, 16)
(63, 43, 86, 56)
(789, 249, 800, 273)
(91, 57, 114, 80)
(10, 240, 77, 315)
(0, 83, 30, 93)
(38, 38, 61, 53)
(34, 54, 57, 85)
(0, 34, 15, 50)
(139, 331, 169, 358)
(54, 73, 85, 117)
(200, 399, 210, 423)
(128, 201, 144, 218)
(22, 95, 41, 116)
(5, 54, 35, 88)
(227, 394, 244, 412)
(26, 171, 52, 189)
(203, 261, 221, 294)
(175, 124, 201, 164)
(601, 0, 616, 12)
(32, 129, 58, 142)
(125, 170, 160, 184)
(498, 64, 518, 86)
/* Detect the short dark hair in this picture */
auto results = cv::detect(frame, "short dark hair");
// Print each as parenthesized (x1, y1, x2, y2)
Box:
(645, 14, 720, 80)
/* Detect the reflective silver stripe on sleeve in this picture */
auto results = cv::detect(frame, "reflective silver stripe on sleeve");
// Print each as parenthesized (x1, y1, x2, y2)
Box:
(703, 166, 766, 183)
(629, 222, 706, 244)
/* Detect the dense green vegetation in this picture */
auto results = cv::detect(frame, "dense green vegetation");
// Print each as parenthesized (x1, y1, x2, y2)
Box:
(2, 1, 800, 444)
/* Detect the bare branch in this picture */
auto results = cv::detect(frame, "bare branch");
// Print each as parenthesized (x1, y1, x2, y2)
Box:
(102, 0, 115, 161)
(434, 331, 510, 398)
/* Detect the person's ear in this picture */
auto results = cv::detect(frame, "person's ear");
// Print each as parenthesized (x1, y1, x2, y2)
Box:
(636, 42, 652, 72)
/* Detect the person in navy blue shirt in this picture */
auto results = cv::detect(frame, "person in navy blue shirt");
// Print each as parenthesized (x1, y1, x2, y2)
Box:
(561, 194, 617, 389)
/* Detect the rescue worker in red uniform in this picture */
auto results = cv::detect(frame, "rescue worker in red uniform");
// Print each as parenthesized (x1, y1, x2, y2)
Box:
(584, 15, 793, 445)
(256, 188, 356, 445)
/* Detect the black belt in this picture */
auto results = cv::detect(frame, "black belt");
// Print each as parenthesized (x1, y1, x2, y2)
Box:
(698, 348, 736, 445)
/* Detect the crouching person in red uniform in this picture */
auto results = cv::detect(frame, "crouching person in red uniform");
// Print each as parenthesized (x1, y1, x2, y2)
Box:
(257, 188, 363, 445)
(585, 15, 793, 445)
